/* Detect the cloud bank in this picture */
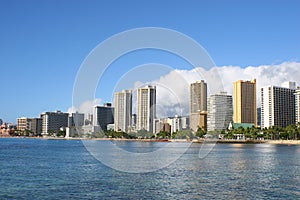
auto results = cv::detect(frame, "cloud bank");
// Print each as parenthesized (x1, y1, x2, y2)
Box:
(144, 62, 300, 117)
(70, 62, 300, 119)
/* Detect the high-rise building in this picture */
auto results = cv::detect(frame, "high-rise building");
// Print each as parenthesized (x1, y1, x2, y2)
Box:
(114, 90, 132, 132)
(233, 79, 257, 126)
(207, 92, 233, 131)
(190, 80, 207, 113)
(41, 111, 68, 135)
(17, 117, 43, 135)
(295, 87, 300, 124)
(137, 85, 156, 133)
(131, 114, 137, 127)
(190, 80, 207, 131)
(68, 112, 84, 127)
(84, 113, 93, 125)
(257, 108, 261, 127)
(261, 83, 296, 128)
(93, 103, 114, 131)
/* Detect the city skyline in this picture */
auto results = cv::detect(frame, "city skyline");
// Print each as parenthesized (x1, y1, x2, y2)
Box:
(0, 1, 299, 122)
(7, 79, 300, 136)
(1, 2, 300, 198)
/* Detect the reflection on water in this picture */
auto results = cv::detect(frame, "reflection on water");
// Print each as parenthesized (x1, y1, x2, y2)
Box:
(0, 139, 299, 199)
(82, 140, 192, 173)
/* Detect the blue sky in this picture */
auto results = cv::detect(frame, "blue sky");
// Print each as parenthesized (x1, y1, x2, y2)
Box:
(0, 0, 299, 122)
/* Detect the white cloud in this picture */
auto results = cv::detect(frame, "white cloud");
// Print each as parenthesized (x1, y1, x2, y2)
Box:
(67, 98, 102, 115)
(69, 62, 300, 119)
(133, 61, 300, 118)
(217, 62, 300, 96)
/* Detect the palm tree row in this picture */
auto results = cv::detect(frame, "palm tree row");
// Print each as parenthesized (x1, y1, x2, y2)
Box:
(224, 123, 300, 140)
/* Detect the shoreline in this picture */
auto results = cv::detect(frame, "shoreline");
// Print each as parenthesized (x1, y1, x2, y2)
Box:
(1, 136, 300, 145)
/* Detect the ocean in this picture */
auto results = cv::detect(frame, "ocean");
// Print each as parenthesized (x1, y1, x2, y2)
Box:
(0, 138, 299, 199)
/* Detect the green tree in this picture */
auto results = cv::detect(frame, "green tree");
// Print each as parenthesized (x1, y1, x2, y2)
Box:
(173, 130, 194, 140)
(195, 127, 206, 138)
(156, 131, 171, 139)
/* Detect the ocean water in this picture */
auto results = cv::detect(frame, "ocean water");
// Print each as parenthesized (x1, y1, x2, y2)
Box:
(0, 138, 300, 199)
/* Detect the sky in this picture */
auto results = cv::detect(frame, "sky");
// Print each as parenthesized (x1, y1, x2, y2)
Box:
(0, 0, 299, 122)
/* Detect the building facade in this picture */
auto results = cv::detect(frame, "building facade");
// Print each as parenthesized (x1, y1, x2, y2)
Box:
(233, 79, 257, 126)
(261, 83, 296, 128)
(114, 90, 132, 132)
(190, 80, 207, 131)
(93, 103, 114, 131)
(295, 88, 300, 124)
(68, 112, 84, 127)
(17, 117, 29, 131)
(29, 118, 42, 135)
(137, 85, 156, 133)
(207, 92, 233, 131)
(41, 111, 68, 135)
(17, 117, 42, 135)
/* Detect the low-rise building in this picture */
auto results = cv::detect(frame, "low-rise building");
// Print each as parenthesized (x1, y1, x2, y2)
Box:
(17, 117, 42, 135)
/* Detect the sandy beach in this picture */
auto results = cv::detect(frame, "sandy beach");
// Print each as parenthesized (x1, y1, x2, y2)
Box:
(2, 136, 300, 145)
(266, 140, 300, 145)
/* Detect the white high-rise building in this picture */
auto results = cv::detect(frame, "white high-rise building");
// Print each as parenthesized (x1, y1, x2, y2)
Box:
(261, 83, 296, 128)
(137, 85, 156, 133)
(207, 92, 233, 131)
(295, 88, 300, 124)
(114, 90, 132, 132)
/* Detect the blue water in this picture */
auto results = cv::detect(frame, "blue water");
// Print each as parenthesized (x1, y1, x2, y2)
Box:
(0, 138, 300, 199)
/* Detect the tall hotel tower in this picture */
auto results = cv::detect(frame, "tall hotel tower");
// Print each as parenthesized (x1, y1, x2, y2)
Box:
(114, 90, 132, 132)
(137, 85, 156, 133)
(295, 87, 300, 124)
(261, 82, 296, 128)
(93, 103, 114, 131)
(207, 92, 233, 131)
(190, 80, 207, 131)
(233, 79, 257, 126)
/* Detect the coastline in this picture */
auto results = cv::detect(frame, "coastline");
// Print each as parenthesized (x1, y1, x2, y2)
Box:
(1, 136, 300, 145)
(266, 140, 300, 145)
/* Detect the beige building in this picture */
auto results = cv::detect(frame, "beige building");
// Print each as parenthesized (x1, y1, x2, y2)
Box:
(17, 117, 29, 131)
(233, 79, 257, 126)
(190, 111, 207, 131)
(190, 80, 207, 113)
(190, 80, 207, 131)
(17, 117, 42, 135)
